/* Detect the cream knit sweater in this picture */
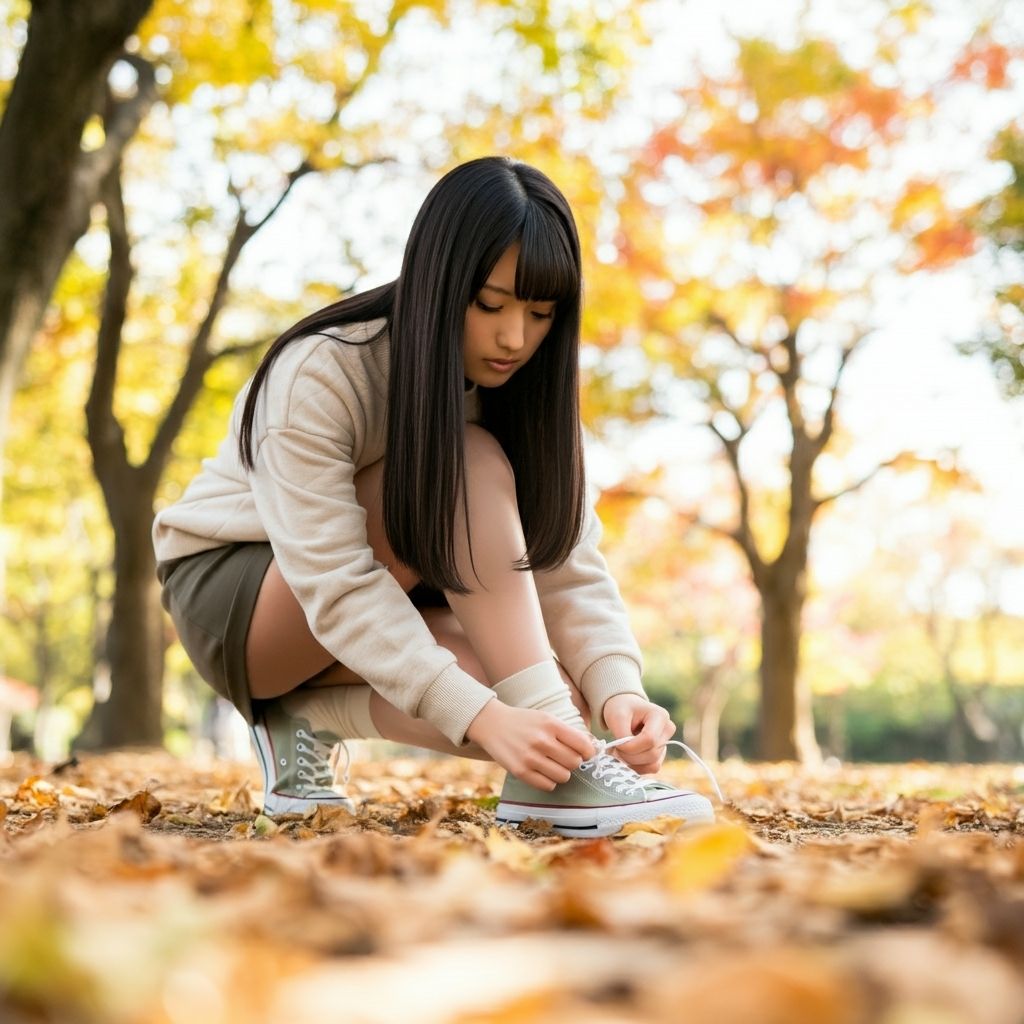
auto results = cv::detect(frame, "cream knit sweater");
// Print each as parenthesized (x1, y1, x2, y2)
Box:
(152, 319, 646, 746)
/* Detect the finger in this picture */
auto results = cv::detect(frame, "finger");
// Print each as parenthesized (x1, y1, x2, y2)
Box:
(557, 724, 597, 761)
(536, 756, 573, 786)
(626, 753, 667, 774)
(519, 769, 558, 792)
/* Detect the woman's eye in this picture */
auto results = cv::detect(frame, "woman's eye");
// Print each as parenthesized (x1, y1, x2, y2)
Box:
(475, 299, 501, 313)
(532, 310, 555, 321)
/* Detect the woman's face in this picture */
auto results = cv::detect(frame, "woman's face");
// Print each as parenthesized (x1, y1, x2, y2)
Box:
(462, 242, 557, 387)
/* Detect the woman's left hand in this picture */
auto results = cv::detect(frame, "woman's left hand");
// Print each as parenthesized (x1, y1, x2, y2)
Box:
(600, 694, 676, 775)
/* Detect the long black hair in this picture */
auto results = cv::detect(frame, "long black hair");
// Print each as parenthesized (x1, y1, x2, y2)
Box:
(238, 156, 585, 595)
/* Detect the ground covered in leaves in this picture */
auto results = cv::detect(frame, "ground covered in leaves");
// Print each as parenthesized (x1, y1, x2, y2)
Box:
(1, 750, 1022, 1024)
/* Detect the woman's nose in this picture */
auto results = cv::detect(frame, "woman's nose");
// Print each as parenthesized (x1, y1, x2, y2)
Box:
(498, 311, 526, 351)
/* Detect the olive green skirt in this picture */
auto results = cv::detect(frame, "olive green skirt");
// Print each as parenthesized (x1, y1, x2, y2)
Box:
(157, 542, 448, 726)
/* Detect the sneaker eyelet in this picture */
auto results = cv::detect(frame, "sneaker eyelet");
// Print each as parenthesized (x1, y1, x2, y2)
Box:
(279, 758, 287, 766)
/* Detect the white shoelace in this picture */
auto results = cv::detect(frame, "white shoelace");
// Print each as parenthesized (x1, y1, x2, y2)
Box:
(295, 729, 352, 789)
(582, 736, 725, 803)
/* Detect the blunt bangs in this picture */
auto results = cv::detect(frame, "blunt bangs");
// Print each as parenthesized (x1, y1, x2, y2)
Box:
(514, 201, 581, 305)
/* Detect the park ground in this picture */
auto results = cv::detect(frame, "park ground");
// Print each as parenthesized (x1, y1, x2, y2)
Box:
(0, 751, 1022, 1023)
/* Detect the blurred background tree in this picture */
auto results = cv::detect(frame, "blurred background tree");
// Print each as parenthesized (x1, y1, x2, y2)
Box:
(579, 12, 1020, 761)
(1, 0, 1021, 763)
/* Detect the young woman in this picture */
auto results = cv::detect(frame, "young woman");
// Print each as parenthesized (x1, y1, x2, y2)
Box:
(153, 156, 720, 837)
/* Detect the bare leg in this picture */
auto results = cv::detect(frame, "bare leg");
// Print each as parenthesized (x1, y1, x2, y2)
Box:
(442, 425, 557, 682)
(243, 452, 588, 757)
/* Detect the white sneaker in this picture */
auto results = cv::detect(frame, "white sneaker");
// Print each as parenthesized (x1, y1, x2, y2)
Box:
(495, 737, 722, 838)
(249, 699, 357, 817)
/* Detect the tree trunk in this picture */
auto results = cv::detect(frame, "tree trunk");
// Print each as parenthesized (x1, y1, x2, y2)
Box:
(758, 584, 802, 760)
(76, 491, 164, 749)
(0, 0, 153, 444)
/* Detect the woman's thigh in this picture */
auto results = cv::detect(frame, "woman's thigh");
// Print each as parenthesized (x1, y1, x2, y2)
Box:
(245, 457, 421, 698)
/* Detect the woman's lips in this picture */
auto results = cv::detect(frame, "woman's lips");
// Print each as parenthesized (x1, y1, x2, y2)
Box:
(485, 359, 517, 372)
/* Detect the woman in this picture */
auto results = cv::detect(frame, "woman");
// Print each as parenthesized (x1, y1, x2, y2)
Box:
(153, 156, 719, 836)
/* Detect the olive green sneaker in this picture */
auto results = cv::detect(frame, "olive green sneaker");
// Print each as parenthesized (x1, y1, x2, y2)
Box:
(249, 699, 357, 817)
(495, 737, 722, 838)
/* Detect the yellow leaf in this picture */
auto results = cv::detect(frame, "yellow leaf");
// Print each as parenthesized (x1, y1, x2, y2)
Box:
(483, 828, 540, 871)
(621, 830, 668, 848)
(662, 822, 752, 893)
(618, 814, 690, 837)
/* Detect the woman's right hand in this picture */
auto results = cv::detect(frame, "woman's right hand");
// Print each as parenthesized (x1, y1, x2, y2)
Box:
(465, 700, 596, 791)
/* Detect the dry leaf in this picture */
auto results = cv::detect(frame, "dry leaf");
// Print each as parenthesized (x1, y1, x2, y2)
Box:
(207, 783, 256, 816)
(617, 814, 689, 837)
(109, 790, 162, 823)
(14, 776, 59, 808)
(252, 814, 279, 837)
(662, 822, 752, 893)
(308, 803, 357, 833)
(484, 828, 539, 871)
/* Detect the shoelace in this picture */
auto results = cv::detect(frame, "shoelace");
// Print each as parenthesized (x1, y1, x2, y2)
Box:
(295, 728, 352, 790)
(582, 736, 725, 803)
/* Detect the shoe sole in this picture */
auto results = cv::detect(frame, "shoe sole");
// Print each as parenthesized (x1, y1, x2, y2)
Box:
(250, 718, 356, 818)
(495, 793, 715, 838)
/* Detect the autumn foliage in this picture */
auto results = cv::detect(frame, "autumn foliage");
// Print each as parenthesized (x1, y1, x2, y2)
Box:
(1, 751, 1022, 1022)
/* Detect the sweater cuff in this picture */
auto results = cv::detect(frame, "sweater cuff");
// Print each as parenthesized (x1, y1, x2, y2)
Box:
(416, 664, 497, 747)
(580, 655, 647, 732)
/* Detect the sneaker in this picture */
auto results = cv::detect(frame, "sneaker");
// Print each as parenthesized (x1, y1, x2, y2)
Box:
(249, 699, 357, 817)
(495, 737, 722, 838)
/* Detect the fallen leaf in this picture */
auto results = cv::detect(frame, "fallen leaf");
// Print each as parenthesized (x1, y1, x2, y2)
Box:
(253, 814, 279, 837)
(621, 830, 668, 849)
(15, 776, 59, 809)
(662, 822, 752, 893)
(618, 814, 689, 837)
(308, 803, 357, 833)
(109, 790, 162, 823)
(207, 784, 256, 816)
(484, 828, 540, 871)
(810, 865, 920, 914)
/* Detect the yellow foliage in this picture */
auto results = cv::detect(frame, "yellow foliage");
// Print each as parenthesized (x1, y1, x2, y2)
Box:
(661, 821, 752, 893)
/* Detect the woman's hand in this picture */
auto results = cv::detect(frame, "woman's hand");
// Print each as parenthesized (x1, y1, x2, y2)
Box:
(465, 700, 596, 791)
(601, 694, 676, 775)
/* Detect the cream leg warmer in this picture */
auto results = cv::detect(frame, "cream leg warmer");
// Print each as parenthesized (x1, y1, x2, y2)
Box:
(492, 660, 588, 732)
(280, 684, 383, 740)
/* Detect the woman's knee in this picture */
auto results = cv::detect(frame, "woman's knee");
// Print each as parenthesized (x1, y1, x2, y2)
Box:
(464, 424, 515, 488)
(420, 607, 491, 684)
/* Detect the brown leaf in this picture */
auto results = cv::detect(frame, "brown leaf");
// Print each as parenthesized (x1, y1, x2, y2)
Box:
(309, 803, 358, 833)
(108, 790, 162, 824)
(207, 783, 256, 816)
(14, 775, 59, 808)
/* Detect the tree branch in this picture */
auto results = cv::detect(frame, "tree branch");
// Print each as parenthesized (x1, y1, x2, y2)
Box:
(813, 333, 866, 454)
(142, 163, 315, 486)
(812, 456, 899, 511)
(85, 162, 132, 493)
(708, 311, 771, 365)
(73, 54, 158, 223)
(705, 418, 766, 581)
(211, 338, 269, 363)
(778, 328, 807, 438)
